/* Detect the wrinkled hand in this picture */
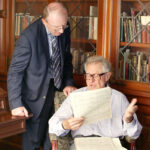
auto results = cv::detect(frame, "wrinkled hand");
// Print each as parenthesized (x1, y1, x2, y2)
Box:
(62, 117, 84, 130)
(11, 107, 28, 117)
(124, 98, 138, 123)
(63, 86, 77, 96)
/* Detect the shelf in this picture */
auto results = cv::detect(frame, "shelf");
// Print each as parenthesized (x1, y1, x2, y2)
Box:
(120, 42, 150, 48)
(16, 0, 97, 2)
(15, 37, 97, 45)
(16, 0, 47, 2)
(59, 0, 97, 2)
(122, 0, 150, 1)
(71, 38, 96, 44)
(110, 79, 150, 98)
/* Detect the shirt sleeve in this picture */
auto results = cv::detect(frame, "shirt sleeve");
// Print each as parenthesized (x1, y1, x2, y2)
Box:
(48, 95, 73, 136)
(121, 95, 142, 139)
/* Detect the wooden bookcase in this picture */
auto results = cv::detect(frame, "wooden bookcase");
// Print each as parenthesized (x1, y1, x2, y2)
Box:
(98, 1, 150, 150)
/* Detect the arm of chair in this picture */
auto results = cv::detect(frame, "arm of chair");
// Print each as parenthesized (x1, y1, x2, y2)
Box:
(49, 132, 72, 150)
(49, 133, 58, 150)
(125, 136, 136, 150)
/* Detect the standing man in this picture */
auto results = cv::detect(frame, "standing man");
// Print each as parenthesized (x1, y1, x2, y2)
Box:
(7, 2, 76, 150)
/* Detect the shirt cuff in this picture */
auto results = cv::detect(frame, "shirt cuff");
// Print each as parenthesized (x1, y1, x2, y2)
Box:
(57, 122, 70, 136)
(123, 118, 136, 128)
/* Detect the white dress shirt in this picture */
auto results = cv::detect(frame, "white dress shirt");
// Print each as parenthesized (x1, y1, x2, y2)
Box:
(49, 87, 142, 139)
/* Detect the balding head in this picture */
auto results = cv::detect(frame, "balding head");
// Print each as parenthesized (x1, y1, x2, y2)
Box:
(42, 2, 69, 36)
(43, 2, 68, 19)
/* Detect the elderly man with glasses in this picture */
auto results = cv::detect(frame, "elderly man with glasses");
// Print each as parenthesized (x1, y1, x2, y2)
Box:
(49, 55, 142, 150)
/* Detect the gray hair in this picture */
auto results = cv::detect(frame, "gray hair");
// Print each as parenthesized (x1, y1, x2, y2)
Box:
(43, 2, 68, 19)
(84, 56, 111, 72)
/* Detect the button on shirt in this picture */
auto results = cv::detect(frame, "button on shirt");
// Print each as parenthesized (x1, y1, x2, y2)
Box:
(48, 87, 142, 139)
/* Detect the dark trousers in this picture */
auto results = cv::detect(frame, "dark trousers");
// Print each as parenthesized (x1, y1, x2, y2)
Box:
(22, 80, 55, 150)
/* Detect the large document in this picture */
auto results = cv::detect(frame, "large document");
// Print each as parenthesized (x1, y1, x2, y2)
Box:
(74, 137, 127, 150)
(70, 87, 112, 125)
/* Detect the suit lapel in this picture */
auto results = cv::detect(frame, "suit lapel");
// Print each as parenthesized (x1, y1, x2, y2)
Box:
(58, 36, 64, 72)
(40, 20, 50, 63)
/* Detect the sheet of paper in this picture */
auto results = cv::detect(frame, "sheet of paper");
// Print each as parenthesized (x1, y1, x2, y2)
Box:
(70, 87, 112, 125)
(74, 137, 127, 150)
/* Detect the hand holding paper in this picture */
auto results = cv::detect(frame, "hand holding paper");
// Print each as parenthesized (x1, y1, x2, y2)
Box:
(62, 116, 84, 130)
(70, 87, 112, 125)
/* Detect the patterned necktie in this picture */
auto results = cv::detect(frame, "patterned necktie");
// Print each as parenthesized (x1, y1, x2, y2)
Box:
(51, 36, 62, 89)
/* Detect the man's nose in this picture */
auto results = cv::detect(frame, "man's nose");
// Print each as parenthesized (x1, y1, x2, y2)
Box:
(89, 77, 95, 82)
(59, 28, 64, 34)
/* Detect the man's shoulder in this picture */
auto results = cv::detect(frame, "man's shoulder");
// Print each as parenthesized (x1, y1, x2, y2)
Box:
(21, 18, 43, 36)
(111, 88, 126, 98)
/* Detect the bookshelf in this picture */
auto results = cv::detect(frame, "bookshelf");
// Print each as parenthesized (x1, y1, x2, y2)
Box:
(98, 0, 150, 150)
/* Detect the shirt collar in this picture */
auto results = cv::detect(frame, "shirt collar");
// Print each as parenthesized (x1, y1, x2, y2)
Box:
(45, 25, 56, 39)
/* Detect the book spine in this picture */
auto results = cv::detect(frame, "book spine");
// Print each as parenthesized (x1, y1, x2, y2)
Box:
(93, 17, 98, 40)
(131, 8, 137, 42)
(136, 15, 141, 43)
(120, 16, 124, 42)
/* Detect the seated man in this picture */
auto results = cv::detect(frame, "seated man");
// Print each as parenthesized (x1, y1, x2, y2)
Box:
(49, 56, 142, 150)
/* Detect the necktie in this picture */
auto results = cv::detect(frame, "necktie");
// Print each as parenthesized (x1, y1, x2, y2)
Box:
(51, 36, 62, 89)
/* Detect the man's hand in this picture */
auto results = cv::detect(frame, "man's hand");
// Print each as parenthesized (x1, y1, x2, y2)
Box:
(63, 86, 77, 96)
(124, 98, 138, 123)
(11, 107, 28, 117)
(62, 117, 84, 130)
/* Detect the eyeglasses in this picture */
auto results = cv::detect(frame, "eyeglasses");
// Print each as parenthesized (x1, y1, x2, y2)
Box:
(52, 25, 69, 31)
(84, 72, 107, 80)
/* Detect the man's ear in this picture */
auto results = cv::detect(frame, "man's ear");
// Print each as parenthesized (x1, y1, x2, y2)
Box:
(105, 72, 111, 82)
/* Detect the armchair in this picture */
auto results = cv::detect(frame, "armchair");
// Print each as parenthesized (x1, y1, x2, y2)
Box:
(49, 91, 136, 150)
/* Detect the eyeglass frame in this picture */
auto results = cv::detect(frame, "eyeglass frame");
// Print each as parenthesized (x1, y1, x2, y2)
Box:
(84, 72, 108, 80)
(45, 19, 69, 31)
(52, 24, 69, 30)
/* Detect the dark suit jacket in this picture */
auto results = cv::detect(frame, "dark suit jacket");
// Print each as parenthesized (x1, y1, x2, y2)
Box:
(7, 18, 74, 118)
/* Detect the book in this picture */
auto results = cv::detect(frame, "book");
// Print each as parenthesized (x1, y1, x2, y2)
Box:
(70, 16, 77, 39)
(137, 52, 142, 81)
(136, 15, 141, 43)
(89, 6, 98, 17)
(120, 14, 124, 42)
(122, 12, 128, 42)
(141, 59, 147, 82)
(141, 16, 148, 43)
(89, 6, 98, 40)
(72, 49, 82, 74)
(76, 16, 89, 39)
(131, 8, 137, 42)
(146, 56, 150, 82)
(88, 16, 94, 39)
(131, 55, 137, 81)
(128, 19, 133, 42)
(123, 49, 130, 79)
(147, 25, 150, 43)
(93, 17, 98, 40)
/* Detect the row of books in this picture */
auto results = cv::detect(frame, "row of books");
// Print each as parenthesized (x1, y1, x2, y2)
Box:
(69, 16, 97, 40)
(119, 49, 150, 82)
(15, 13, 41, 36)
(15, 5, 98, 40)
(71, 48, 96, 74)
(69, 16, 89, 39)
(120, 10, 150, 43)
